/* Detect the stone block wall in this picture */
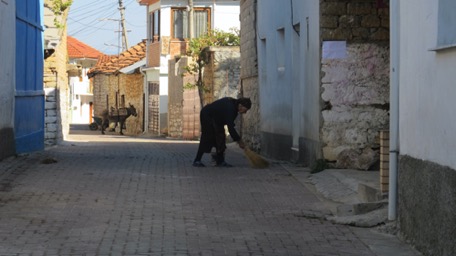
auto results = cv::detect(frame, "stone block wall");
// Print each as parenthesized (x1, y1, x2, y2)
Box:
(168, 57, 202, 140)
(320, 0, 390, 169)
(43, 31, 69, 147)
(92, 74, 109, 117)
(168, 58, 186, 138)
(240, 0, 261, 151)
(118, 73, 144, 135)
(320, 0, 389, 42)
(204, 47, 241, 101)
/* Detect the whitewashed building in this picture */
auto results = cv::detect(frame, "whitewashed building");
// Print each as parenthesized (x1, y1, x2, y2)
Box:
(67, 36, 102, 124)
(391, 1, 456, 255)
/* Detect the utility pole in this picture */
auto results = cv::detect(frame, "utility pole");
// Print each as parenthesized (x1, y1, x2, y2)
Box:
(118, 0, 129, 51)
(188, 0, 194, 38)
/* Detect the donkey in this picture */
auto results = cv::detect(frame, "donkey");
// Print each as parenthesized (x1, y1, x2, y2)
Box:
(101, 103, 138, 135)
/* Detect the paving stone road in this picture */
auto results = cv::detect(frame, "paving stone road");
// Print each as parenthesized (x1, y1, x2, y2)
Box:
(0, 128, 419, 256)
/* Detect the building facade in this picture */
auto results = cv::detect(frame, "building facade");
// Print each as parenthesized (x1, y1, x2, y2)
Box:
(241, 0, 390, 169)
(394, 1, 456, 255)
(137, 0, 240, 135)
(67, 36, 102, 124)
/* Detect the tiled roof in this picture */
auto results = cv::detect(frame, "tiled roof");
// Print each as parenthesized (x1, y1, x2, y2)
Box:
(88, 40, 146, 77)
(67, 36, 102, 59)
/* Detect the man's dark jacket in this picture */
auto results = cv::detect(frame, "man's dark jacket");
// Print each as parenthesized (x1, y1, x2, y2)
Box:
(199, 97, 240, 153)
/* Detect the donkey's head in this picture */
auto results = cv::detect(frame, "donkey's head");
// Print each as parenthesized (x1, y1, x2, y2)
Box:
(128, 103, 138, 117)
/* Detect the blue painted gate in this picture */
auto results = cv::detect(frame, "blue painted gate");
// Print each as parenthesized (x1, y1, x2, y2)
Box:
(15, 0, 45, 153)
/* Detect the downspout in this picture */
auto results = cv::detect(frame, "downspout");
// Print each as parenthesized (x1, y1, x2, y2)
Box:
(140, 66, 149, 133)
(142, 4, 150, 134)
(389, 0, 400, 221)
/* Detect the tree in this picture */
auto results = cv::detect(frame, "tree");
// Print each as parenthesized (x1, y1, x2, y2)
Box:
(184, 28, 240, 107)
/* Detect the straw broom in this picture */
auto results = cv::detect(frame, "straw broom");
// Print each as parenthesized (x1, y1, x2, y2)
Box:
(244, 147, 269, 168)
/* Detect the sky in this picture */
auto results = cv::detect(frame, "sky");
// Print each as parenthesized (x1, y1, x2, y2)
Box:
(67, 0, 147, 54)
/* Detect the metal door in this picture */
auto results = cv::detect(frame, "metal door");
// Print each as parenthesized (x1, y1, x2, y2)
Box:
(15, 0, 45, 153)
(148, 82, 160, 134)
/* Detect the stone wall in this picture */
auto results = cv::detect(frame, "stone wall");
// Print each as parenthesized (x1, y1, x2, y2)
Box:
(168, 57, 186, 138)
(320, 0, 389, 169)
(203, 46, 241, 102)
(43, 30, 69, 147)
(320, 0, 389, 42)
(240, 0, 261, 150)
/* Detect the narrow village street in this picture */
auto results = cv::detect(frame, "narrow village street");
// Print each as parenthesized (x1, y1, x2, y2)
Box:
(0, 126, 419, 256)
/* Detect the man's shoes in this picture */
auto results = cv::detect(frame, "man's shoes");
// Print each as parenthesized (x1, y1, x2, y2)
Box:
(192, 161, 205, 167)
(216, 161, 233, 167)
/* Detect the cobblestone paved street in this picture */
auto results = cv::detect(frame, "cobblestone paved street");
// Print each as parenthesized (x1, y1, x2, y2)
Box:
(0, 128, 418, 256)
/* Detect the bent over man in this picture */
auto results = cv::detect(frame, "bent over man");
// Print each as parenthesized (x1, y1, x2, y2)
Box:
(193, 97, 252, 167)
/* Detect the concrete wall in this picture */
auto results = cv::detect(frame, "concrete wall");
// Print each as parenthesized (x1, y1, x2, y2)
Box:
(0, 0, 16, 160)
(256, 0, 322, 162)
(292, 0, 322, 165)
(397, 1, 456, 255)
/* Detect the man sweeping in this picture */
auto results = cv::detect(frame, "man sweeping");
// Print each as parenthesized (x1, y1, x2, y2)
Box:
(193, 97, 252, 167)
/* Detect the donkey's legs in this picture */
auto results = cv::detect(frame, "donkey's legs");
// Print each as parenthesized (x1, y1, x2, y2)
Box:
(119, 120, 124, 135)
(101, 119, 109, 135)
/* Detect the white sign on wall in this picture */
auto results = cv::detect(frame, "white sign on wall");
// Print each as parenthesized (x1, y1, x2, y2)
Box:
(322, 41, 347, 59)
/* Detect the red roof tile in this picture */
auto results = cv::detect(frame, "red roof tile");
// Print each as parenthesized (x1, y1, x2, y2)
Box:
(88, 40, 146, 77)
(67, 36, 103, 59)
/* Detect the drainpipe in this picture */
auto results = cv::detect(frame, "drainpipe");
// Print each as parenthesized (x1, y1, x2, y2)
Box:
(389, 0, 400, 221)
(140, 66, 149, 133)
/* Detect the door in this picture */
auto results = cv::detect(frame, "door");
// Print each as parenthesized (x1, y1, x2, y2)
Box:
(15, 0, 45, 153)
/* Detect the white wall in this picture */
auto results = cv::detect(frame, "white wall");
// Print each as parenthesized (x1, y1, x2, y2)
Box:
(257, 0, 293, 135)
(69, 59, 97, 124)
(212, 3, 240, 32)
(257, 0, 320, 142)
(294, 0, 321, 146)
(0, 0, 15, 130)
(399, 1, 456, 170)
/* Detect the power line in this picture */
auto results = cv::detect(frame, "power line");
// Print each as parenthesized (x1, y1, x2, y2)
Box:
(69, 3, 115, 24)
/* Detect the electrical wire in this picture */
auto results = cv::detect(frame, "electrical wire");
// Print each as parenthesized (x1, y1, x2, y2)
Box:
(68, 0, 145, 53)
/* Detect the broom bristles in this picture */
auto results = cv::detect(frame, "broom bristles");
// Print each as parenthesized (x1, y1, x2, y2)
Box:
(244, 147, 269, 168)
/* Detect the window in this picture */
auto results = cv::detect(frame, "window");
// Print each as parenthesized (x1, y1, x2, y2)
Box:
(148, 9, 160, 42)
(171, 8, 210, 39)
(276, 28, 285, 73)
(435, 0, 456, 50)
